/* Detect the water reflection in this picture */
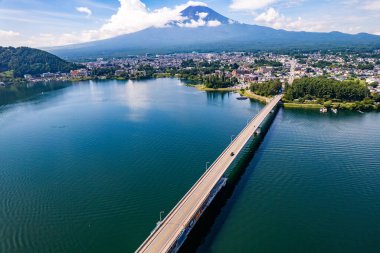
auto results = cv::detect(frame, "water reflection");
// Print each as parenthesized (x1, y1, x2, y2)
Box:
(120, 80, 152, 122)
(0, 81, 72, 106)
(206, 91, 233, 104)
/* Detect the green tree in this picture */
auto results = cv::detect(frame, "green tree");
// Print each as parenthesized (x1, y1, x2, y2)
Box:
(0, 47, 79, 77)
(284, 77, 369, 102)
(250, 80, 282, 97)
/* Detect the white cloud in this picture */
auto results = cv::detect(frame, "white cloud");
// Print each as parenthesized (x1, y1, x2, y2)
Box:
(77, 0, 117, 11)
(178, 18, 206, 28)
(362, 1, 380, 10)
(0, 29, 21, 46)
(230, 0, 278, 10)
(255, 8, 280, 23)
(76, 6, 92, 16)
(197, 12, 209, 19)
(177, 19, 221, 28)
(254, 8, 325, 32)
(0, 29, 20, 37)
(208, 20, 222, 27)
(30, 0, 209, 47)
(343, 0, 380, 11)
(9, 0, 379, 48)
(177, 10, 221, 28)
(96, 0, 208, 38)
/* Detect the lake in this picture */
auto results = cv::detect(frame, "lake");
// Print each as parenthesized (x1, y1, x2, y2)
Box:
(0, 79, 379, 253)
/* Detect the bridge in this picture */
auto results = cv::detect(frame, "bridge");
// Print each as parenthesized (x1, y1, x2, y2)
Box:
(136, 95, 283, 253)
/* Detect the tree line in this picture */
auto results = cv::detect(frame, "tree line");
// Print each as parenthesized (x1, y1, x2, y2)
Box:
(284, 77, 369, 101)
(0, 47, 79, 78)
(202, 74, 238, 89)
(250, 80, 282, 97)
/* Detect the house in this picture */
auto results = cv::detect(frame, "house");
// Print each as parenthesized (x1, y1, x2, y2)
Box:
(41, 72, 55, 78)
(24, 74, 32, 80)
(115, 70, 126, 76)
(258, 66, 273, 74)
(70, 69, 88, 78)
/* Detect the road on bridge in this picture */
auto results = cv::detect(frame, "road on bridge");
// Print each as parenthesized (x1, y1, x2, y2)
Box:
(136, 95, 283, 253)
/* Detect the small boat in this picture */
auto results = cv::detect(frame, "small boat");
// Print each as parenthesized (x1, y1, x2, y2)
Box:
(320, 107, 328, 113)
(358, 110, 364, 114)
(331, 108, 338, 114)
(236, 96, 248, 100)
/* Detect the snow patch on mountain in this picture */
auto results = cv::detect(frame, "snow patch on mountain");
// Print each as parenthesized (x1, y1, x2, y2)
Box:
(173, 6, 236, 28)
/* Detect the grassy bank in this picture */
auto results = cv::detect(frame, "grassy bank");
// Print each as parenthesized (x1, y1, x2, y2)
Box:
(239, 90, 270, 104)
(194, 85, 238, 92)
(192, 85, 272, 104)
(283, 103, 323, 109)
(283, 102, 380, 111)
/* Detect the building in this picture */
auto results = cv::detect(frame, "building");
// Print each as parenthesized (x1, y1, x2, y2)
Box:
(115, 70, 126, 76)
(258, 66, 273, 74)
(70, 69, 88, 78)
(24, 74, 32, 80)
(41, 72, 56, 78)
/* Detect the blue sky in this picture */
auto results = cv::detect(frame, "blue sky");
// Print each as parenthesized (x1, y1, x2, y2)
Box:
(0, 0, 380, 47)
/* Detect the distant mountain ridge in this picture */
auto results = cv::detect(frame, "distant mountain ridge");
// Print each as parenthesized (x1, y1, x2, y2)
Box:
(0, 47, 77, 77)
(49, 6, 380, 59)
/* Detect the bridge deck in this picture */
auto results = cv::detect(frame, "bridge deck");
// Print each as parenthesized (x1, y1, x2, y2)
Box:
(136, 95, 283, 253)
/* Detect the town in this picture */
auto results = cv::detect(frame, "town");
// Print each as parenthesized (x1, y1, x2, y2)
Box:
(18, 51, 380, 95)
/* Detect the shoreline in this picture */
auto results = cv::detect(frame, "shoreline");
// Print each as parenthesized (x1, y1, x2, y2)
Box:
(239, 90, 271, 104)
(3, 78, 378, 112)
(283, 103, 323, 109)
(192, 84, 271, 104)
(283, 102, 379, 111)
(193, 85, 238, 92)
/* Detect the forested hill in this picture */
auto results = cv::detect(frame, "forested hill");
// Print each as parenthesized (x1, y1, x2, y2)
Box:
(0, 47, 78, 78)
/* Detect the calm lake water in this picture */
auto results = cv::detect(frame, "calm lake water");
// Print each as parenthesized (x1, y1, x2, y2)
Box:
(0, 79, 379, 253)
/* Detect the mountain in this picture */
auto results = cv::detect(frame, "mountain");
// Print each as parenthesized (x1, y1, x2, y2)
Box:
(49, 6, 380, 59)
(175, 6, 235, 26)
(0, 47, 78, 77)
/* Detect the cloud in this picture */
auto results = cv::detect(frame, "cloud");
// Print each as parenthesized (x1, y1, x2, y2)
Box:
(362, 1, 380, 10)
(177, 11, 222, 28)
(230, 0, 278, 10)
(197, 12, 209, 19)
(343, 0, 380, 11)
(0, 0, 209, 47)
(208, 20, 222, 27)
(254, 8, 325, 32)
(178, 19, 206, 28)
(0, 29, 20, 37)
(97, 0, 208, 38)
(77, 0, 117, 11)
(255, 8, 280, 23)
(28, 0, 209, 47)
(10, 0, 379, 48)
(0, 29, 21, 46)
(76, 6, 92, 16)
